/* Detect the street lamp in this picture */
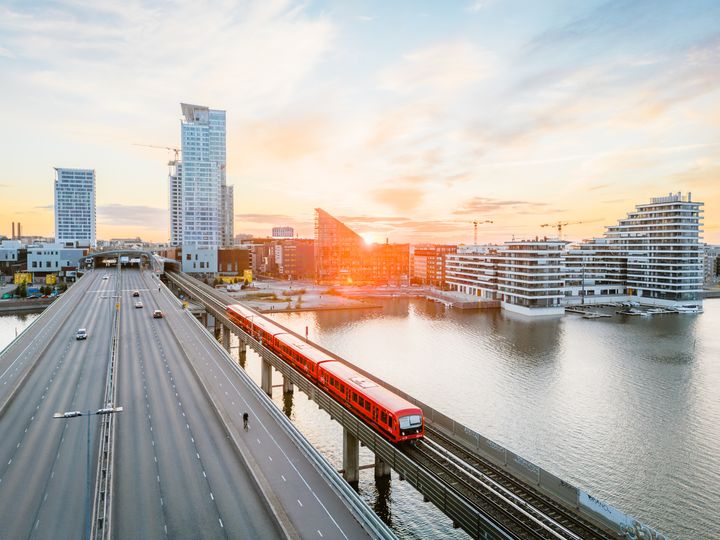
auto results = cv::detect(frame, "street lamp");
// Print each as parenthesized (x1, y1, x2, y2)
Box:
(53, 405, 123, 540)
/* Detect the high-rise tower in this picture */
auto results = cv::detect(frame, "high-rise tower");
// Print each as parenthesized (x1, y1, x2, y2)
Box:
(178, 103, 227, 248)
(54, 168, 96, 247)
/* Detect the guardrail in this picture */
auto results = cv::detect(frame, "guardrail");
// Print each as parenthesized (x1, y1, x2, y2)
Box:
(91, 266, 122, 539)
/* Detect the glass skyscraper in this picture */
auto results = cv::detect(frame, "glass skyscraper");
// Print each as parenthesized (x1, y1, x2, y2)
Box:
(177, 103, 228, 248)
(54, 168, 96, 247)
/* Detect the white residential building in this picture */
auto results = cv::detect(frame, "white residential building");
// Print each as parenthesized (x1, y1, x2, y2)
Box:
(446, 193, 705, 314)
(27, 243, 85, 277)
(272, 226, 295, 238)
(169, 160, 182, 247)
(565, 192, 704, 307)
(181, 245, 218, 274)
(445, 240, 566, 316)
(221, 184, 234, 247)
(54, 168, 96, 247)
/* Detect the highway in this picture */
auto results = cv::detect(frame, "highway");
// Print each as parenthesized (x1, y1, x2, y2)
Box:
(0, 270, 116, 539)
(113, 269, 281, 539)
(0, 267, 378, 539)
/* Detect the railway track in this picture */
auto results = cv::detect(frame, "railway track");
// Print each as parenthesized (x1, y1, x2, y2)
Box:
(167, 272, 615, 539)
(415, 428, 612, 539)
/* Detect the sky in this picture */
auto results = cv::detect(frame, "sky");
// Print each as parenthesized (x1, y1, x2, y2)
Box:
(0, 0, 719, 245)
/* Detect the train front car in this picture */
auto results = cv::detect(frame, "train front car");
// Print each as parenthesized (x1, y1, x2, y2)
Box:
(319, 361, 424, 443)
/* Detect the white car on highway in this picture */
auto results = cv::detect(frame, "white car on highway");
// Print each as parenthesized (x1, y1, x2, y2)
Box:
(76, 328, 88, 340)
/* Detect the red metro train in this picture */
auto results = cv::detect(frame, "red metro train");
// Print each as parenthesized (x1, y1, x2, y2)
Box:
(226, 304, 424, 443)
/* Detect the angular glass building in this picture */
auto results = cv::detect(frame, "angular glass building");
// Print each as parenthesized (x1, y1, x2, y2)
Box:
(314, 209, 409, 285)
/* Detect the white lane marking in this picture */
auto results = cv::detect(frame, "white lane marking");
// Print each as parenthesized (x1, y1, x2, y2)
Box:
(317, 530, 323, 537)
(219, 518, 224, 528)
(202, 470, 206, 478)
(210, 492, 214, 501)
(281, 475, 286, 482)
(194, 338, 351, 540)
(268, 455, 273, 462)
(297, 499, 303, 507)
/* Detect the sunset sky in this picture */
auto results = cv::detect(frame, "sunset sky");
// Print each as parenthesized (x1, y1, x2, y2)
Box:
(1, 0, 718, 244)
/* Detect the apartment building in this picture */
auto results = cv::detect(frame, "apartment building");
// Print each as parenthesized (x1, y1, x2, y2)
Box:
(445, 240, 566, 316)
(54, 168, 96, 248)
(446, 193, 705, 315)
(565, 192, 704, 306)
(410, 244, 457, 287)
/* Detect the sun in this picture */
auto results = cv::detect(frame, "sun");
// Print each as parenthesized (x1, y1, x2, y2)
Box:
(359, 232, 374, 245)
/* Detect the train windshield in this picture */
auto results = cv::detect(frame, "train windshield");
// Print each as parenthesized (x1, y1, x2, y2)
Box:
(399, 414, 422, 430)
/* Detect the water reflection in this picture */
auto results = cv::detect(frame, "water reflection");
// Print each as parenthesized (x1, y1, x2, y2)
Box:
(269, 298, 720, 539)
(282, 390, 294, 418)
(372, 474, 393, 526)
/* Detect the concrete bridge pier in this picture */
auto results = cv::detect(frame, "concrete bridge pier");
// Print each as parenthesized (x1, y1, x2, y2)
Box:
(343, 428, 359, 488)
(221, 325, 231, 351)
(200, 311, 208, 327)
(374, 455, 391, 479)
(282, 375, 293, 394)
(260, 359, 272, 396)
(207, 313, 215, 331)
(214, 317, 221, 340)
(238, 344, 247, 368)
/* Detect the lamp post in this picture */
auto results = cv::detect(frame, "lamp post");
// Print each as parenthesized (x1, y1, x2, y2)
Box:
(53, 406, 123, 540)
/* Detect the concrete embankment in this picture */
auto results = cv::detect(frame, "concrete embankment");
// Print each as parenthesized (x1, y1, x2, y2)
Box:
(0, 298, 56, 314)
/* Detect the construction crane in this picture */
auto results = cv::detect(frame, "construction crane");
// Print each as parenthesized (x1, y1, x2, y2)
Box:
(540, 219, 602, 239)
(470, 220, 493, 244)
(133, 143, 181, 164)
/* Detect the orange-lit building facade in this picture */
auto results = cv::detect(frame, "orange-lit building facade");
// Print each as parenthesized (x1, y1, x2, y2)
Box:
(410, 244, 458, 287)
(314, 208, 409, 285)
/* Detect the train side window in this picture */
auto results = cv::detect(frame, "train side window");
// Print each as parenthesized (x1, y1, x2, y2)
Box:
(352, 393, 357, 403)
(365, 401, 370, 412)
(381, 411, 387, 424)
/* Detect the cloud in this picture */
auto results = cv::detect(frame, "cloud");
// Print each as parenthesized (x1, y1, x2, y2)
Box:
(0, 46, 13, 59)
(371, 187, 425, 212)
(234, 116, 329, 167)
(34, 204, 53, 210)
(453, 197, 548, 215)
(378, 40, 495, 94)
(466, 1, 492, 12)
(98, 204, 167, 229)
(0, 1, 335, 121)
(339, 215, 409, 223)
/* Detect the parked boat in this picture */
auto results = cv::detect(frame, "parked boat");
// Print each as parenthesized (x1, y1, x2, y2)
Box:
(673, 305, 703, 314)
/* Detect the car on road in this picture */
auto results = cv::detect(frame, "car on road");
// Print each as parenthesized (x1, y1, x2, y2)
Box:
(76, 328, 88, 340)
(132, 290, 140, 297)
(153, 309, 164, 319)
(102, 275, 109, 280)
(135, 301, 143, 309)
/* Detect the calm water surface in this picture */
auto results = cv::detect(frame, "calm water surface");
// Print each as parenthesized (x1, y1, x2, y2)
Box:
(0, 313, 39, 352)
(264, 299, 720, 540)
(2, 303, 717, 538)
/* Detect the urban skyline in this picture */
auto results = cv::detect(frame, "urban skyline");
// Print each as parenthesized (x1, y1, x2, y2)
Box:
(0, 1, 718, 244)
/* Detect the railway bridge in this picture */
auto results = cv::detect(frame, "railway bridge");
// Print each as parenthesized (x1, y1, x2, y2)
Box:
(166, 271, 669, 540)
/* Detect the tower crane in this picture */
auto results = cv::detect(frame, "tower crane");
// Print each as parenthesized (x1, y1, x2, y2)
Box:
(133, 143, 181, 164)
(540, 219, 602, 239)
(470, 220, 493, 244)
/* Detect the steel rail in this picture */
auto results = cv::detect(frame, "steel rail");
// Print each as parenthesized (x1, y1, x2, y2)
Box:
(426, 427, 610, 540)
(416, 439, 577, 540)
